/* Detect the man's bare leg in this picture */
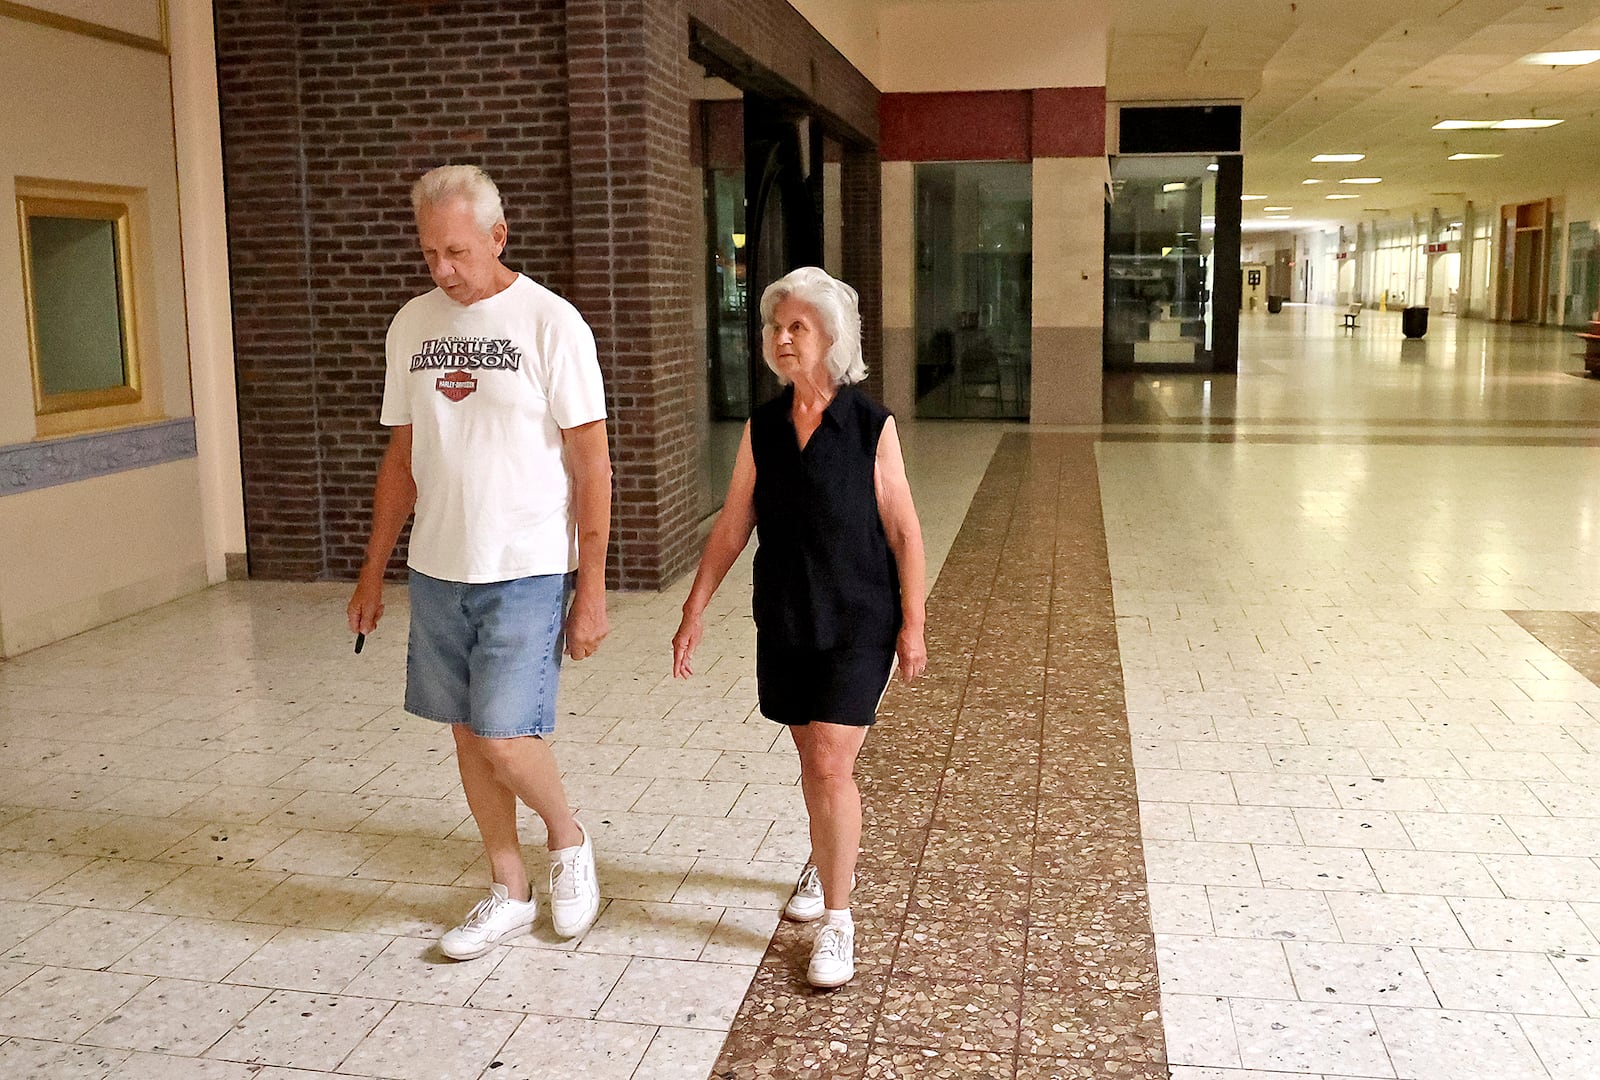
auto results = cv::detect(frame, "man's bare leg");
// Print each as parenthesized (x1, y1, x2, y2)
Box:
(453, 725, 583, 901)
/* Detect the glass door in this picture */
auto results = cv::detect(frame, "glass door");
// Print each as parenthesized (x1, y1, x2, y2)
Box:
(913, 162, 1032, 419)
(1104, 156, 1217, 370)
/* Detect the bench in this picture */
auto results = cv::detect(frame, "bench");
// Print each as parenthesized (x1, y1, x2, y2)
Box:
(1341, 303, 1361, 330)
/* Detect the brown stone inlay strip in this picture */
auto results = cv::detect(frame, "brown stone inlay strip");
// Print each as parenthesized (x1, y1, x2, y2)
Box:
(712, 434, 1165, 1079)
(1507, 611, 1600, 687)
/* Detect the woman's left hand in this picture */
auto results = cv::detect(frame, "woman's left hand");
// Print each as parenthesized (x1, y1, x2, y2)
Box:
(896, 625, 927, 683)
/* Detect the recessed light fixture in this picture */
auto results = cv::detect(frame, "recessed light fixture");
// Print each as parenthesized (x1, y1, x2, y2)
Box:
(1312, 153, 1366, 162)
(1448, 152, 1503, 160)
(1262, 206, 1292, 212)
(1301, 179, 1324, 185)
(1492, 118, 1563, 128)
(1523, 50, 1600, 65)
(1241, 194, 1268, 200)
(1206, 163, 1219, 172)
(1163, 182, 1187, 192)
(1326, 193, 1359, 200)
(1340, 177, 1383, 184)
(1433, 120, 1495, 130)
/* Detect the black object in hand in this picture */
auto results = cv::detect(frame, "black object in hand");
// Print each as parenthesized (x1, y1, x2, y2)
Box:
(354, 632, 366, 654)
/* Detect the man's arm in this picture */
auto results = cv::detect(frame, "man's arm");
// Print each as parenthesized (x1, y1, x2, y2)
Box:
(561, 418, 613, 659)
(347, 425, 417, 634)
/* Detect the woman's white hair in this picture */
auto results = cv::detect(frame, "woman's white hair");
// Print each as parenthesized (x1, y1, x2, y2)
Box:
(759, 267, 866, 387)
(410, 164, 505, 234)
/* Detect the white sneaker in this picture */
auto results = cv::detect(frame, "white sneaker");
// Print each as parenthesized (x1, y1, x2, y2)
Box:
(807, 922, 855, 988)
(549, 820, 600, 938)
(439, 882, 537, 960)
(783, 865, 855, 922)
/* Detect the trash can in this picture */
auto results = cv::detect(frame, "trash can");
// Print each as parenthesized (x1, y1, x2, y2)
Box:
(1266, 295, 1284, 314)
(1402, 306, 1429, 338)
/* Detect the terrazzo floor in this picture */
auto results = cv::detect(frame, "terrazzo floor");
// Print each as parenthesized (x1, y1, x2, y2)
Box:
(7, 306, 1600, 1078)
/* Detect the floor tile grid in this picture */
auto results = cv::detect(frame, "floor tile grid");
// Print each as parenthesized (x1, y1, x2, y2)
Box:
(0, 427, 1010, 1080)
(0, 582, 788, 1080)
(1102, 435, 1600, 1080)
(712, 434, 1169, 1079)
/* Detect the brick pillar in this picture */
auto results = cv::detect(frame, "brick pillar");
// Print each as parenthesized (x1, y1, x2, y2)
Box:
(212, 0, 322, 579)
(842, 146, 884, 403)
(567, 0, 701, 589)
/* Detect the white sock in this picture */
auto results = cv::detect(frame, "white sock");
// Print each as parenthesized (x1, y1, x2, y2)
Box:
(824, 907, 852, 929)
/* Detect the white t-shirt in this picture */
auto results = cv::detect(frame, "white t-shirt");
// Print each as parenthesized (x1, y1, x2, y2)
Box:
(381, 274, 606, 583)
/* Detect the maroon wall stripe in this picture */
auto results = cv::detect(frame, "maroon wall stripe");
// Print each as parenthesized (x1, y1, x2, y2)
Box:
(880, 90, 1030, 162)
(1032, 85, 1107, 158)
(880, 86, 1106, 162)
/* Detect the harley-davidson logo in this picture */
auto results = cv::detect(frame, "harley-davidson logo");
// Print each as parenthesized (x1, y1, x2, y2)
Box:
(436, 370, 477, 402)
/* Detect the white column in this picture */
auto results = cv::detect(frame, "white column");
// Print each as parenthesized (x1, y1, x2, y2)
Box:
(169, 0, 247, 581)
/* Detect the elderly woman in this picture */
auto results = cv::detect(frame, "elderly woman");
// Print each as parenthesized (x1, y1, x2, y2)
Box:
(672, 266, 927, 988)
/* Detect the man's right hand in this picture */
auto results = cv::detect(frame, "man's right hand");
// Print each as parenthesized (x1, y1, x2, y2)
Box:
(347, 577, 385, 634)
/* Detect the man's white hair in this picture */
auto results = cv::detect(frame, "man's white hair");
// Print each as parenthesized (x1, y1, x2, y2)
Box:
(410, 164, 505, 234)
(759, 267, 866, 387)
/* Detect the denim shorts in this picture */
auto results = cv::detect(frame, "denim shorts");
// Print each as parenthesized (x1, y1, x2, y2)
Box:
(405, 569, 573, 738)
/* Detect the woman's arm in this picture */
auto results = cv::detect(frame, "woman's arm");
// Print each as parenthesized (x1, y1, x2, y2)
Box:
(672, 423, 758, 677)
(874, 416, 927, 681)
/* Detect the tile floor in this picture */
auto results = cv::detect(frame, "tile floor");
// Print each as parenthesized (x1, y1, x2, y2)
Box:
(0, 424, 1000, 1080)
(7, 307, 1600, 1078)
(1106, 308, 1600, 1080)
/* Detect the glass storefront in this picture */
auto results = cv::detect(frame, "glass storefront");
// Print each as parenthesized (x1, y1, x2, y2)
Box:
(1568, 221, 1599, 328)
(912, 162, 1032, 419)
(1104, 156, 1218, 369)
(706, 169, 749, 420)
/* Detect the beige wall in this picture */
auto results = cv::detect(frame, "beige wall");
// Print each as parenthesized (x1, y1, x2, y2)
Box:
(0, 1, 218, 654)
(0, 461, 208, 656)
(880, 161, 915, 417)
(1032, 157, 1106, 425)
(877, 1, 1108, 92)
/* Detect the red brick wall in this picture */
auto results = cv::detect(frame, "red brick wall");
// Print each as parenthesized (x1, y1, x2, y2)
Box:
(842, 147, 884, 402)
(215, 0, 879, 589)
(215, 0, 574, 582)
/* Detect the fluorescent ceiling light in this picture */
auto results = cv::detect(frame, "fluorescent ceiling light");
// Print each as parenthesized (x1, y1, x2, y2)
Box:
(1326, 193, 1359, 200)
(1241, 194, 1268, 200)
(1448, 152, 1502, 160)
(1433, 120, 1495, 130)
(1266, 215, 1290, 220)
(1312, 153, 1365, 162)
(1492, 118, 1563, 128)
(1340, 177, 1383, 184)
(1301, 179, 1324, 185)
(1262, 206, 1292, 212)
(1163, 182, 1187, 192)
(1523, 50, 1600, 65)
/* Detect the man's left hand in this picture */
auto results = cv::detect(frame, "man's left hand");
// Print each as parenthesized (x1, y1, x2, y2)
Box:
(565, 590, 610, 660)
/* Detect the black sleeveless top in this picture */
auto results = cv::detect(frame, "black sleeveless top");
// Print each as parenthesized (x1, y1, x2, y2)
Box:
(750, 385, 901, 652)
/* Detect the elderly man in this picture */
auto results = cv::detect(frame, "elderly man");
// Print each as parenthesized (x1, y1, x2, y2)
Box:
(347, 164, 611, 957)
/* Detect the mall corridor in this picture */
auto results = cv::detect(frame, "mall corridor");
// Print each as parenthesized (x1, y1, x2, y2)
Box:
(3, 310, 1600, 1078)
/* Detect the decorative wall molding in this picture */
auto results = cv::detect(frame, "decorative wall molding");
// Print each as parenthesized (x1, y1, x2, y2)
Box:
(0, 418, 197, 497)
(0, 0, 168, 54)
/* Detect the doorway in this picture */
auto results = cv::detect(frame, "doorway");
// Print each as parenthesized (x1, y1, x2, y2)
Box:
(1499, 199, 1551, 323)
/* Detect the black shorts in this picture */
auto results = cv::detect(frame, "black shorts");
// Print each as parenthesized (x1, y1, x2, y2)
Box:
(756, 642, 895, 727)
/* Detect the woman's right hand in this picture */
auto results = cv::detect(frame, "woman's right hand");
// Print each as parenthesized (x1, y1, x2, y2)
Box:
(671, 611, 703, 678)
